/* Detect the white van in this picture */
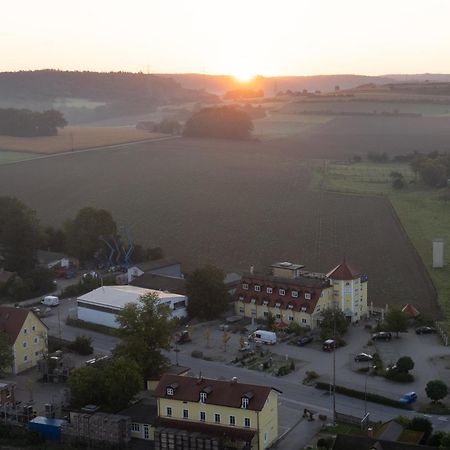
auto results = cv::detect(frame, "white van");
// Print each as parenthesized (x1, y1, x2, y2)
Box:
(41, 295, 60, 307)
(249, 330, 277, 345)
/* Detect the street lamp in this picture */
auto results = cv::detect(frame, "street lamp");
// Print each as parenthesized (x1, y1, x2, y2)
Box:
(364, 365, 376, 416)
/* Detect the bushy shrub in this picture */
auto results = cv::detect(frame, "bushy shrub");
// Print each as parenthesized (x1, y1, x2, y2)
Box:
(385, 370, 414, 382)
(68, 335, 93, 356)
(305, 370, 319, 380)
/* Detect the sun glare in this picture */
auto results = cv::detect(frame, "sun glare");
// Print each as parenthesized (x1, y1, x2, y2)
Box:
(233, 70, 256, 83)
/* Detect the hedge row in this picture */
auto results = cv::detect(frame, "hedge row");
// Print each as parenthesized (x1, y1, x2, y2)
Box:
(315, 382, 410, 410)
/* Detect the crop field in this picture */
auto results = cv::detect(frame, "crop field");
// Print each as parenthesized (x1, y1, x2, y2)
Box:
(0, 126, 164, 154)
(0, 137, 437, 315)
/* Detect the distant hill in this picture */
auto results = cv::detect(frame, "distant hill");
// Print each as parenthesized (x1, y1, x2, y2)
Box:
(384, 73, 450, 83)
(159, 73, 396, 95)
(0, 70, 215, 124)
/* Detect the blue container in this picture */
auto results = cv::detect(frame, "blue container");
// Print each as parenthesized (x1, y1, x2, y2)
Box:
(29, 416, 66, 442)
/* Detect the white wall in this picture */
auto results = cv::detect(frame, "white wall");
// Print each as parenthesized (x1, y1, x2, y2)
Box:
(77, 307, 120, 328)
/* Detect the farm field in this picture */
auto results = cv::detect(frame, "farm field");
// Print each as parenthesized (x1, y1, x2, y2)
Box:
(0, 150, 36, 164)
(0, 126, 164, 154)
(315, 161, 450, 322)
(0, 137, 437, 316)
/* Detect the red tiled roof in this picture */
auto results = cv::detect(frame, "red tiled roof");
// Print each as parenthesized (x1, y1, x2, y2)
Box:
(154, 374, 279, 412)
(326, 260, 361, 280)
(0, 307, 47, 342)
(401, 304, 420, 318)
(157, 417, 256, 442)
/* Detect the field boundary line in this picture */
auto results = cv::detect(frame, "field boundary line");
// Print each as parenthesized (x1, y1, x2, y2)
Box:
(0, 135, 181, 165)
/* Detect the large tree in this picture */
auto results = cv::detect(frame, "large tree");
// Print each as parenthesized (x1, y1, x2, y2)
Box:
(0, 196, 40, 273)
(0, 332, 13, 373)
(426, 380, 448, 404)
(396, 356, 414, 373)
(114, 292, 174, 378)
(384, 308, 408, 338)
(319, 307, 349, 340)
(64, 207, 117, 262)
(186, 265, 229, 320)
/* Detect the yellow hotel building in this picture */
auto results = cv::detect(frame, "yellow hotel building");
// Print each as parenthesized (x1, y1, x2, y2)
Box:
(0, 306, 48, 374)
(234, 261, 368, 329)
(154, 374, 280, 450)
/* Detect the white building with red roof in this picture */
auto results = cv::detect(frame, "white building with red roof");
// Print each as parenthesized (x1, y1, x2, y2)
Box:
(234, 260, 368, 329)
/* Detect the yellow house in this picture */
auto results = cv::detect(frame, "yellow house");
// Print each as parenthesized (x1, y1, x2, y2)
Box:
(0, 306, 48, 374)
(234, 261, 368, 329)
(154, 374, 280, 450)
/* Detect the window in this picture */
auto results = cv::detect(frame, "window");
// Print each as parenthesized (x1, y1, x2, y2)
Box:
(200, 392, 207, 403)
(32, 325, 36, 331)
(131, 423, 140, 432)
(254, 285, 260, 292)
(166, 407, 172, 417)
(304, 293, 311, 300)
(244, 418, 251, 428)
(33, 337, 39, 344)
(276, 313, 281, 319)
(301, 318, 307, 324)
(288, 316, 294, 321)
(292, 291, 298, 298)
(166, 388, 174, 396)
(316, 305, 321, 311)
(23, 342, 27, 348)
(35, 351, 40, 356)
(243, 283, 248, 290)
(251, 298, 256, 304)
(241, 397, 249, 409)
(229, 415, 236, 426)
(264, 432, 268, 443)
(144, 424, 149, 439)
(200, 411, 206, 422)
(263, 311, 268, 318)
(183, 409, 189, 419)
(266, 287, 273, 294)
(239, 307, 245, 314)
(23, 328, 28, 335)
(214, 413, 221, 424)
(279, 289, 285, 296)
(24, 355, 28, 362)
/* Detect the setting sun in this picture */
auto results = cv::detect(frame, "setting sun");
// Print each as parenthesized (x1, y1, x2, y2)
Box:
(232, 70, 256, 84)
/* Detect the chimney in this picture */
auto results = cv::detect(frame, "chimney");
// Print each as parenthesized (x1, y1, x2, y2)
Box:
(250, 266, 254, 275)
(230, 377, 238, 384)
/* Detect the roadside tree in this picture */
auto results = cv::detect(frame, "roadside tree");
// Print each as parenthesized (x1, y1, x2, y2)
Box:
(319, 308, 348, 340)
(114, 292, 174, 378)
(186, 265, 229, 320)
(384, 308, 408, 338)
(0, 332, 13, 373)
(426, 380, 448, 404)
(396, 356, 414, 373)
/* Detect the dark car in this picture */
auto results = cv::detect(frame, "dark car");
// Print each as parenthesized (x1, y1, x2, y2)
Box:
(297, 335, 313, 347)
(415, 326, 436, 335)
(372, 332, 392, 341)
(354, 352, 373, 362)
(322, 339, 337, 351)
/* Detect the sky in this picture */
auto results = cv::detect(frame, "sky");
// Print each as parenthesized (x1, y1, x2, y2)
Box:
(2, 0, 450, 78)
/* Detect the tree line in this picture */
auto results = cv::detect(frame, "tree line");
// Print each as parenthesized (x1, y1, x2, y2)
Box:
(0, 108, 67, 137)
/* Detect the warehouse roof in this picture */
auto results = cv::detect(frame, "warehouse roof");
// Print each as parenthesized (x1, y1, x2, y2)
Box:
(132, 258, 180, 273)
(131, 274, 186, 295)
(77, 285, 186, 310)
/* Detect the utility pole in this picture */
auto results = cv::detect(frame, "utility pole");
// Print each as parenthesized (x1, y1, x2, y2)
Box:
(332, 308, 336, 425)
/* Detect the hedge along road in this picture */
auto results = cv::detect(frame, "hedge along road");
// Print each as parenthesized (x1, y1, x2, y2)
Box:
(0, 136, 437, 315)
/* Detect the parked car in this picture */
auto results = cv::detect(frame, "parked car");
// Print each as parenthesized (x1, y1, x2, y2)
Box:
(415, 326, 436, 335)
(249, 330, 277, 345)
(297, 335, 313, 347)
(372, 332, 392, 341)
(322, 339, 337, 351)
(41, 295, 59, 307)
(354, 353, 373, 362)
(399, 392, 417, 404)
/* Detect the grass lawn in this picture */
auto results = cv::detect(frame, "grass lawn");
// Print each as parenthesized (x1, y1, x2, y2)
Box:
(313, 161, 450, 324)
(0, 150, 36, 164)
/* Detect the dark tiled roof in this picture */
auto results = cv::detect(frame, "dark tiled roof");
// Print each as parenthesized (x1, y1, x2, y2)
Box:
(37, 250, 68, 265)
(242, 273, 330, 289)
(326, 260, 361, 280)
(119, 399, 157, 425)
(133, 258, 180, 273)
(332, 434, 435, 450)
(130, 274, 186, 295)
(0, 307, 36, 342)
(157, 417, 256, 442)
(154, 375, 279, 412)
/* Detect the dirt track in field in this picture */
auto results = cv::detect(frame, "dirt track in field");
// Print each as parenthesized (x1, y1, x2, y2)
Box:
(0, 137, 438, 316)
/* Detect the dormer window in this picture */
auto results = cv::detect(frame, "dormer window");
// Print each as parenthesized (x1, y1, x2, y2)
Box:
(288, 304, 293, 309)
(292, 291, 298, 298)
(263, 300, 269, 306)
(279, 289, 285, 296)
(266, 287, 273, 294)
(304, 293, 311, 300)
(275, 302, 281, 308)
(251, 298, 256, 304)
(243, 283, 248, 290)
(239, 295, 244, 302)
(166, 382, 179, 396)
(254, 285, 260, 292)
(199, 392, 207, 403)
(241, 391, 253, 409)
(166, 388, 174, 396)
(301, 306, 307, 312)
